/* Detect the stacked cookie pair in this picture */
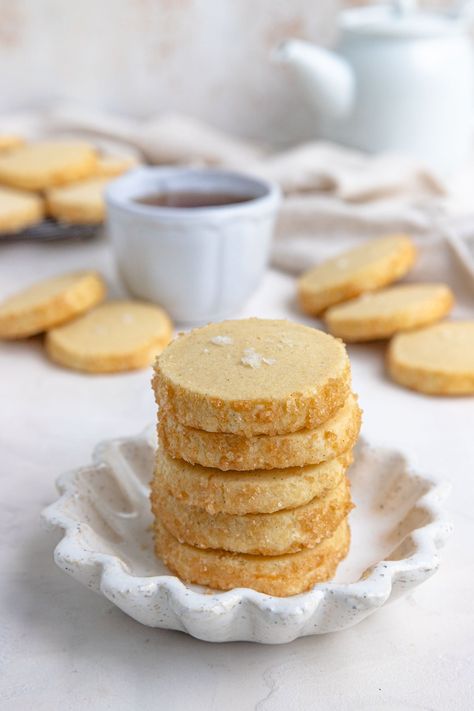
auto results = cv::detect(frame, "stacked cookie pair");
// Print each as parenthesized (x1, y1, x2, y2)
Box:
(0, 139, 136, 234)
(0, 271, 172, 373)
(151, 318, 362, 596)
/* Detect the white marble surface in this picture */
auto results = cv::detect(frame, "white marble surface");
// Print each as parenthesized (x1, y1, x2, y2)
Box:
(1, 234, 473, 710)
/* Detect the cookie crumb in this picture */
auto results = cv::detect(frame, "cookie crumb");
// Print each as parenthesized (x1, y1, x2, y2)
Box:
(210, 335, 233, 346)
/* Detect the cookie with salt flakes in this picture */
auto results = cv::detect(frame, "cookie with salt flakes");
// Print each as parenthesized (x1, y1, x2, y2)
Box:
(45, 300, 172, 373)
(0, 271, 105, 339)
(154, 518, 350, 597)
(298, 234, 416, 316)
(153, 318, 351, 437)
(388, 321, 474, 395)
(325, 283, 454, 342)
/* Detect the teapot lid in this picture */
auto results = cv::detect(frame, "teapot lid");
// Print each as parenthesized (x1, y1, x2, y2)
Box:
(341, 3, 465, 39)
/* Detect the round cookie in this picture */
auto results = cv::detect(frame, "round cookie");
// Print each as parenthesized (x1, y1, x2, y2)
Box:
(159, 391, 361, 470)
(153, 319, 351, 436)
(0, 271, 105, 339)
(325, 283, 454, 342)
(298, 234, 416, 316)
(0, 186, 44, 233)
(95, 154, 137, 178)
(154, 518, 350, 596)
(154, 446, 352, 515)
(150, 476, 353, 555)
(46, 177, 111, 224)
(0, 135, 24, 152)
(0, 141, 97, 190)
(46, 300, 172, 373)
(388, 321, 474, 395)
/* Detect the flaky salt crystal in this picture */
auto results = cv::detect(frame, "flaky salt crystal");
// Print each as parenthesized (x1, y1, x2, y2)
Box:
(241, 347, 276, 368)
(210, 335, 233, 346)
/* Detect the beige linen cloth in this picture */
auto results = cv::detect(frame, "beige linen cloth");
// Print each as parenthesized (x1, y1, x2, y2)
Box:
(2, 104, 473, 307)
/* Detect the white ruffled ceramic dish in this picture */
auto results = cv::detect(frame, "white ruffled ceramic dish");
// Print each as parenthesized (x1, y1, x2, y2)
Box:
(42, 429, 452, 644)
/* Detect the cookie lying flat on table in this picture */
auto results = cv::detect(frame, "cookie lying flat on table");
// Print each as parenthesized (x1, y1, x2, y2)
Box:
(0, 141, 97, 190)
(94, 155, 137, 178)
(46, 301, 172, 373)
(0, 186, 44, 233)
(159, 391, 361, 470)
(154, 518, 350, 597)
(0, 271, 105, 339)
(298, 235, 416, 316)
(325, 283, 454, 342)
(153, 446, 353, 515)
(46, 177, 111, 224)
(0, 135, 24, 152)
(153, 319, 351, 436)
(151, 475, 353, 555)
(388, 321, 474, 395)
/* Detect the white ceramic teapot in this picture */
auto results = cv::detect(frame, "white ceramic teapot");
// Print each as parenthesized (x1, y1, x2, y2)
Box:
(273, 1, 474, 174)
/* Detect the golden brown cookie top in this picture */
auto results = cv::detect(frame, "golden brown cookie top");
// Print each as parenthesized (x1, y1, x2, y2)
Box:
(154, 318, 351, 435)
(48, 300, 172, 356)
(300, 235, 415, 291)
(0, 141, 97, 190)
(390, 321, 474, 371)
(156, 318, 348, 401)
(298, 234, 417, 315)
(0, 270, 105, 338)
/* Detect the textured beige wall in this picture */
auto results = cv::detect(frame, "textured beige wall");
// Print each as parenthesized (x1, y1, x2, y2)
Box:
(0, 1, 454, 144)
(0, 0, 342, 145)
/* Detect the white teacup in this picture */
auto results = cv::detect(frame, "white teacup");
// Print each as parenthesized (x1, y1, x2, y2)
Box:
(105, 167, 280, 324)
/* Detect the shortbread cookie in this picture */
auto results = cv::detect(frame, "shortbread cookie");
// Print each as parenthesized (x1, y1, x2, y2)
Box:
(0, 271, 105, 339)
(159, 392, 361, 470)
(0, 141, 97, 190)
(151, 475, 352, 555)
(325, 284, 454, 342)
(0, 135, 24, 152)
(95, 154, 137, 178)
(46, 177, 111, 224)
(388, 321, 474, 395)
(153, 319, 351, 436)
(154, 445, 352, 515)
(46, 300, 172, 373)
(154, 517, 350, 596)
(0, 186, 44, 233)
(298, 235, 416, 315)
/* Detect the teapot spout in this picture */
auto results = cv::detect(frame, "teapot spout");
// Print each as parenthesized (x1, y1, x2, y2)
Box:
(273, 39, 355, 120)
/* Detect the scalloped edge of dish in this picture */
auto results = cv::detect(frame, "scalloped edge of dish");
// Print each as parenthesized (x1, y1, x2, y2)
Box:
(42, 430, 453, 643)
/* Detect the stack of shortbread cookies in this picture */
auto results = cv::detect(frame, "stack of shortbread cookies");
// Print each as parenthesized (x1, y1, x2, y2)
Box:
(151, 318, 362, 596)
